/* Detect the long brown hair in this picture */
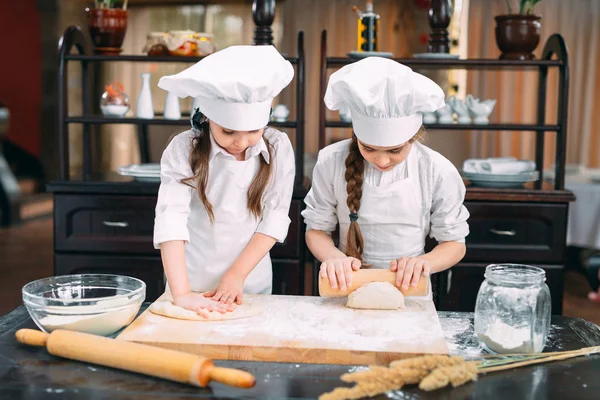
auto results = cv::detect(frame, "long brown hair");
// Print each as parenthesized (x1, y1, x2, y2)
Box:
(344, 128, 426, 262)
(178, 112, 273, 223)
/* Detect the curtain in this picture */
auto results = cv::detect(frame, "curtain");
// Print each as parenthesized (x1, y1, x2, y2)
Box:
(466, 0, 600, 168)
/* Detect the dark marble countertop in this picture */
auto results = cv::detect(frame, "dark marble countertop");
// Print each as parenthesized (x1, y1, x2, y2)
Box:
(1, 304, 599, 399)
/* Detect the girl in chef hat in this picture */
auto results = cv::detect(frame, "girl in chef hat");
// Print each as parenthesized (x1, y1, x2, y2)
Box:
(303, 57, 469, 296)
(153, 45, 296, 315)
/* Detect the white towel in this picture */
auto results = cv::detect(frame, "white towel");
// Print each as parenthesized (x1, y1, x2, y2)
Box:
(463, 157, 536, 174)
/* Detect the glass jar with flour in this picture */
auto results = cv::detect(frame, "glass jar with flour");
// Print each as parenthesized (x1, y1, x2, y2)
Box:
(474, 264, 551, 354)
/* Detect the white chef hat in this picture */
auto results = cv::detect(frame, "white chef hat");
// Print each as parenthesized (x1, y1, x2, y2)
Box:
(324, 57, 445, 147)
(158, 45, 294, 131)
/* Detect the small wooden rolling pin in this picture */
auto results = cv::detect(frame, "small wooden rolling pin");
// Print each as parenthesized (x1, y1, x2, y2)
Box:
(16, 329, 255, 388)
(319, 269, 429, 297)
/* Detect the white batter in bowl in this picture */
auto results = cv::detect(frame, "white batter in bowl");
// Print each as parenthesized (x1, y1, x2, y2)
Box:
(22, 274, 146, 336)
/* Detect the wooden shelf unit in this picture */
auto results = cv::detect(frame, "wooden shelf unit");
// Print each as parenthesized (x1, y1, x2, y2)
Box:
(317, 30, 575, 314)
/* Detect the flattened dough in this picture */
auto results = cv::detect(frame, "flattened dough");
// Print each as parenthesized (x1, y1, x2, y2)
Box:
(149, 293, 263, 321)
(346, 282, 405, 310)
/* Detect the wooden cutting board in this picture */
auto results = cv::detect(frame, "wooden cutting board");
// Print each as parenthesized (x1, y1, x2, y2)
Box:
(116, 294, 448, 365)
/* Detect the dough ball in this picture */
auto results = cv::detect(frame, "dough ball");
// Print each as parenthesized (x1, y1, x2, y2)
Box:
(346, 282, 405, 310)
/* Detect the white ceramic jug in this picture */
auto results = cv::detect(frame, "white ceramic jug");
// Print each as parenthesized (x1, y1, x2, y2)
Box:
(164, 91, 181, 120)
(136, 73, 154, 119)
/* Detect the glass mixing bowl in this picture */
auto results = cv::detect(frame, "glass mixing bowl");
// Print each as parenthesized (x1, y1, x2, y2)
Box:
(22, 274, 146, 337)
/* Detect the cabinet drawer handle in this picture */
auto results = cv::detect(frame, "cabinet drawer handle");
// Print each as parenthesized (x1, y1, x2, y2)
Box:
(490, 228, 516, 236)
(102, 221, 129, 228)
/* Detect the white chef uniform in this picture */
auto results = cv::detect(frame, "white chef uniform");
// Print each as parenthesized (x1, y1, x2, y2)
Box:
(153, 45, 296, 294)
(303, 57, 470, 297)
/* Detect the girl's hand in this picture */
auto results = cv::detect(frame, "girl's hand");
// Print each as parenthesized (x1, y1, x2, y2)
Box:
(320, 257, 362, 291)
(204, 273, 245, 305)
(390, 257, 431, 290)
(173, 292, 235, 317)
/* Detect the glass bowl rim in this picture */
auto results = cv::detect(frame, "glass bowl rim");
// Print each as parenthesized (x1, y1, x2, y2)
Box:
(22, 274, 146, 308)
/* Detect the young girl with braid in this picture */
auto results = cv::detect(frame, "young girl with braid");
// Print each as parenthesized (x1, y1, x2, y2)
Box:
(303, 58, 469, 296)
(153, 45, 295, 316)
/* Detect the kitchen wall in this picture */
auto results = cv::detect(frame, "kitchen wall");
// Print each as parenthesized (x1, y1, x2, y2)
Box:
(0, 1, 42, 157)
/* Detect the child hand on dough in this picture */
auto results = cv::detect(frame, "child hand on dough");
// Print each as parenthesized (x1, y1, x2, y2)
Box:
(173, 292, 235, 318)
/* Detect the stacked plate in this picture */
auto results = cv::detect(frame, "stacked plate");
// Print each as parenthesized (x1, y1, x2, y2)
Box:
(347, 51, 393, 59)
(461, 170, 539, 188)
(413, 53, 460, 59)
(117, 164, 160, 182)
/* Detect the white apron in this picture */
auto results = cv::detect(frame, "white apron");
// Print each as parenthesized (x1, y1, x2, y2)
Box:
(170, 154, 272, 295)
(337, 149, 432, 298)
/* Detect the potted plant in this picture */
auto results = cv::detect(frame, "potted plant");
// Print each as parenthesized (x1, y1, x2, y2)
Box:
(495, 0, 542, 60)
(85, 1, 129, 55)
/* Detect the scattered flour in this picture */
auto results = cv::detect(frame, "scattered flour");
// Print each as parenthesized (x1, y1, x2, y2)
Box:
(45, 388, 65, 393)
(386, 390, 420, 399)
(478, 320, 544, 353)
(347, 366, 370, 373)
(439, 314, 484, 358)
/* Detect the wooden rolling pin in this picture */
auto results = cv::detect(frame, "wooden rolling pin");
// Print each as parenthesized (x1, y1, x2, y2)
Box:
(16, 329, 255, 388)
(319, 269, 429, 297)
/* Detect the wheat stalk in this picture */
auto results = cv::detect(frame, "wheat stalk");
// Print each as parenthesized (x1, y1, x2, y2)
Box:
(477, 345, 600, 373)
(320, 346, 600, 400)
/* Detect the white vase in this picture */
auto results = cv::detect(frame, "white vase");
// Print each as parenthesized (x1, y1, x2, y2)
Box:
(164, 91, 181, 120)
(191, 97, 202, 115)
(136, 73, 154, 119)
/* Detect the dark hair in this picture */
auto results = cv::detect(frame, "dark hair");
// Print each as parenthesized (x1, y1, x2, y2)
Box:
(344, 128, 426, 262)
(177, 110, 273, 222)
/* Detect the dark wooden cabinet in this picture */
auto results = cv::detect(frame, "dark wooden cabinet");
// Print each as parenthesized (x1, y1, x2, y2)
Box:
(436, 261, 564, 315)
(49, 185, 307, 303)
(54, 194, 157, 254)
(54, 253, 165, 302)
(272, 259, 302, 295)
(434, 196, 572, 314)
(463, 202, 567, 264)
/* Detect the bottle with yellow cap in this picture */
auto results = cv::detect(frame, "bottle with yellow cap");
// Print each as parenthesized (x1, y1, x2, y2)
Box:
(353, 1, 380, 52)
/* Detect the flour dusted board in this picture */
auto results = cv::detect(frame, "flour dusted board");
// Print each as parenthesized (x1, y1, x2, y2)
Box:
(116, 294, 448, 365)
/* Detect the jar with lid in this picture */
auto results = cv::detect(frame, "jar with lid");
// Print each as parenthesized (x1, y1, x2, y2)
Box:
(193, 32, 216, 56)
(143, 32, 169, 56)
(166, 30, 198, 57)
(474, 264, 551, 354)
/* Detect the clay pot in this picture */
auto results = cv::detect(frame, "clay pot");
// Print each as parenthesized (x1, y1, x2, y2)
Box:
(495, 14, 542, 60)
(86, 8, 128, 55)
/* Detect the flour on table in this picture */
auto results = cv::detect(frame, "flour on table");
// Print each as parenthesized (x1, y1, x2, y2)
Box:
(149, 293, 263, 321)
(346, 282, 405, 310)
